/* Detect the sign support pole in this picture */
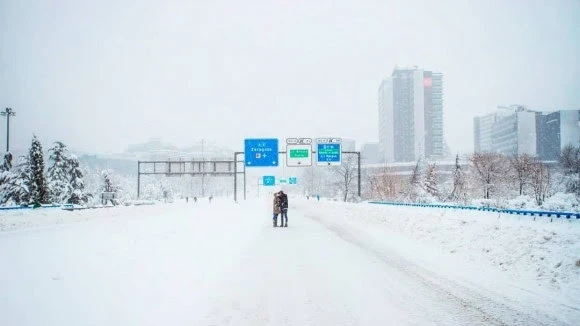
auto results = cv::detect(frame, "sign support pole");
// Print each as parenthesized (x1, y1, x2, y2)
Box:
(137, 161, 141, 198)
(234, 152, 242, 202)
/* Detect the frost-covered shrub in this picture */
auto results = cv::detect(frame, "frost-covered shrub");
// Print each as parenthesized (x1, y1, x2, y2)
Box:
(506, 195, 538, 210)
(541, 193, 580, 212)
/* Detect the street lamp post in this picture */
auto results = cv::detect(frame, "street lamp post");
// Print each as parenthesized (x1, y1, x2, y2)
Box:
(1, 108, 16, 152)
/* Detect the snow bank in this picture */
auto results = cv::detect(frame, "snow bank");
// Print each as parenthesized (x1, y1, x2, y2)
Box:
(0, 201, 188, 232)
(542, 192, 580, 212)
(296, 199, 580, 300)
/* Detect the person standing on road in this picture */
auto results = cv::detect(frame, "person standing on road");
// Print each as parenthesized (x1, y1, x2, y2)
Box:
(273, 192, 282, 227)
(279, 190, 288, 227)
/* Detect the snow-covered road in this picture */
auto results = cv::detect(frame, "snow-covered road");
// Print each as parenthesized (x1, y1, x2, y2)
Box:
(1, 199, 577, 325)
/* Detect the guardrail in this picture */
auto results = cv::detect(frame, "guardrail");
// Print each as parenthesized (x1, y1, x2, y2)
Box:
(367, 201, 580, 219)
(0, 204, 63, 211)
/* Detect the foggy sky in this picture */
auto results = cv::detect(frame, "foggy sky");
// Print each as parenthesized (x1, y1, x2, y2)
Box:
(1, 0, 579, 156)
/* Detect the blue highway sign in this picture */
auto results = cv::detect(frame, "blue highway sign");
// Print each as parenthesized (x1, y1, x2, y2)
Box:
(244, 138, 279, 167)
(263, 176, 276, 186)
(317, 141, 341, 166)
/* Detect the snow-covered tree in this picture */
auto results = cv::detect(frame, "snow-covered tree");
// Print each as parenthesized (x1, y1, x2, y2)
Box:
(531, 159, 550, 206)
(370, 165, 401, 200)
(1, 152, 12, 172)
(28, 135, 49, 204)
(102, 169, 119, 193)
(68, 155, 90, 204)
(470, 152, 507, 199)
(509, 154, 534, 195)
(424, 163, 439, 198)
(409, 159, 421, 189)
(0, 155, 32, 205)
(142, 183, 164, 200)
(47, 141, 71, 203)
(403, 159, 432, 202)
(447, 154, 468, 203)
(331, 154, 358, 202)
(0, 152, 13, 204)
(560, 144, 580, 196)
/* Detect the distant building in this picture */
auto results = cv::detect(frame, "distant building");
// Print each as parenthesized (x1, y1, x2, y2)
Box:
(491, 109, 537, 156)
(474, 106, 580, 160)
(536, 110, 580, 160)
(378, 66, 444, 163)
(474, 110, 512, 152)
(360, 142, 381, 164)
(341, 139, 356, 152)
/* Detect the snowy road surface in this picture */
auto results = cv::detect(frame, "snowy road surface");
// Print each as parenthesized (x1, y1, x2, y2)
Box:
(1, 199, 578, 325)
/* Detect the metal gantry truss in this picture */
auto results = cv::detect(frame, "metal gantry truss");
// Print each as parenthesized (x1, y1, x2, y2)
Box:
(137, 159, 244, 199)
(233, 151, 361, 202)
(137, 151, 361, 202)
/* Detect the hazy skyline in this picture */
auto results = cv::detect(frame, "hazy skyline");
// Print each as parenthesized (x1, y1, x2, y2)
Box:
(1, 0, 579, 156)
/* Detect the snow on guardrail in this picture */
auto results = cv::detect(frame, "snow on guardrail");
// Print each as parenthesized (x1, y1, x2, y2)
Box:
(367, 201, 580, 220)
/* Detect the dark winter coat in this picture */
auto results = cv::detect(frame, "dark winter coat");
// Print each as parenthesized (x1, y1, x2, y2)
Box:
(273, 195, 282, 214)
(280, 193, 288, 210)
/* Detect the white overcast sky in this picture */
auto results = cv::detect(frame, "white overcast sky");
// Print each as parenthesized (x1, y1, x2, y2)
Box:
(1, 0, 579, 155)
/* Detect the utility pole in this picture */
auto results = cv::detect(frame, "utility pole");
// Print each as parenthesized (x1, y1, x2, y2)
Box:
(1, 108, 16, 152)
(201, 139, 205, 197)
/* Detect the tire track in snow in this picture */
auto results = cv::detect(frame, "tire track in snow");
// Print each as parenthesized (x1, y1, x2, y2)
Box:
(304, 212, 569, 326)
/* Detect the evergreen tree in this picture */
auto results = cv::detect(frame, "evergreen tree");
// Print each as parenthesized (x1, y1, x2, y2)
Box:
(448, 154, 468, 203)
(28, 135, 48, 204)
(409, 159, 421, 188)
(1, 152, 12, 172)
(68, 155, 90, 204)
(0, 152, 13, 204)
(404, 159, 428, 202)
(102, 169, 118, 193)
(47, 141, 71, 203)
(0, 155, 32, 205)
(424, 163, 439, 198)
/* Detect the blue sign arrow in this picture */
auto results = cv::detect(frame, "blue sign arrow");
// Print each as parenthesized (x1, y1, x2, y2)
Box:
(263, 176, 276, 186)
(244, 138, 279, 167)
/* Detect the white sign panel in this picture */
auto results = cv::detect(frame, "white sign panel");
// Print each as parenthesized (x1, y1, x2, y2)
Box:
(286, 138, 312, 167)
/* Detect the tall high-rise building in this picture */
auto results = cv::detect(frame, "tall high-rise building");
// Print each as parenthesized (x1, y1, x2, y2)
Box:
(360, 142, 380, 164)
(378, 66, 444, 163)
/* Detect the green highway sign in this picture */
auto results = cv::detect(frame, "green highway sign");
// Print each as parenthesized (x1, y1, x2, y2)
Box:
(290, 149, 309, 158)
(286, 138, 312, 167)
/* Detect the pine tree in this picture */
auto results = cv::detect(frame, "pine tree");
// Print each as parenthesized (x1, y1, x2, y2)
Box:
(409, 160, 421, 188)
(0, 155, 32, 205)
(405, 159, 427, 202)
(424, 163, 439, 198)
(28, 135, 48, 204)
(448, 154, 468, 203)
(1, 152, 13, 172)
(0, 152, 13, 204)
(101, 169, 120, 193)
(101, 169, 119, 205)
(68, 155, 90, 204)
(47, 141, 71, 203)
